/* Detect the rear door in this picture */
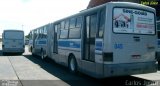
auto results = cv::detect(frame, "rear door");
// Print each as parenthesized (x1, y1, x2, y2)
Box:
(81, 13, 98, 73)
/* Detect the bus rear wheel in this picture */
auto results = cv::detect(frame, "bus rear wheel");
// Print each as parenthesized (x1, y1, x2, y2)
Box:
(68, 55, 77, 73)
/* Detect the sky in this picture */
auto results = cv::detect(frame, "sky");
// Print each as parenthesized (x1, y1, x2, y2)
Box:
(0, 0, 90, 35)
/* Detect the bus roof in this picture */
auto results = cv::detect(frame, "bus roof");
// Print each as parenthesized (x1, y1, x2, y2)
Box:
(3, 30, 24, 32)
(52, 1, 155, 24)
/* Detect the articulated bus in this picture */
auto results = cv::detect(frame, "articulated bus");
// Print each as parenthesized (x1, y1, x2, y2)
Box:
(29, 2, 157, 78)
(2, 30, 25, 54)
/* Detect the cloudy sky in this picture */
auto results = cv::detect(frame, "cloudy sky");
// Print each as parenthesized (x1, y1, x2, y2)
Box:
(0, 0, 90, 35)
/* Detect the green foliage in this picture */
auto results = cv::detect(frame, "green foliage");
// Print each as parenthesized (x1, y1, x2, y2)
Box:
(25, 34, 29, 39)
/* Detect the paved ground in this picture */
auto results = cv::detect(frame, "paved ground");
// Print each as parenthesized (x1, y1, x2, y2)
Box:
(0, 46, 160, 86)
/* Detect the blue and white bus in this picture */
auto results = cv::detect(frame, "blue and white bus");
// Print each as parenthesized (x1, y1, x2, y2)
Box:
(30, 2, 157, 78)
(2, 30, 25, 54)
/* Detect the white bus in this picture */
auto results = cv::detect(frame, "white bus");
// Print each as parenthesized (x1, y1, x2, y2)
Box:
(2, 30, 25, 55)
(30, 2, 157, 78)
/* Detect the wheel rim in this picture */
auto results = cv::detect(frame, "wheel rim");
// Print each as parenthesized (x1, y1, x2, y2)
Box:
(70, 58, 75, 71)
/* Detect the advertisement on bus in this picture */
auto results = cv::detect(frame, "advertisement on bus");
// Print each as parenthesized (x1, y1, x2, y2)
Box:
(113, 8, 155, 35)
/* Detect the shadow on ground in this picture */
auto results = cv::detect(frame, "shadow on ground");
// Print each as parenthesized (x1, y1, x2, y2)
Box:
(22, 54, 156, 86)
(158, 65, 160, 70)
(0, 50, 22, 56)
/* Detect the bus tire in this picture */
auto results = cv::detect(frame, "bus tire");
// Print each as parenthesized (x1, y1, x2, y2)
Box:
(68, 55, 77, 73)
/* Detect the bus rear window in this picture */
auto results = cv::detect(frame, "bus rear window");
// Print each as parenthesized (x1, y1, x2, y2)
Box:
(5, 31, 24, 39)
(113, 8, 155, 35)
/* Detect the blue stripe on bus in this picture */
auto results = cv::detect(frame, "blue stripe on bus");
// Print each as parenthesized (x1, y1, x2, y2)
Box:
(38, 41, 47, 44)
(58, 39, 102, 51)
(58, 40, 81, 49)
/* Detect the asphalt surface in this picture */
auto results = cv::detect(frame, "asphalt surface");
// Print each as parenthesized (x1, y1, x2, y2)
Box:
(0, 46, 160, 86)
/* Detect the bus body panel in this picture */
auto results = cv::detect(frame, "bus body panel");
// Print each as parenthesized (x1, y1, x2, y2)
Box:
(111, 35, 156, 63)
(102, 2, 157, 77)
(34, 39, 47, 54)
(108, 2, 156, 63)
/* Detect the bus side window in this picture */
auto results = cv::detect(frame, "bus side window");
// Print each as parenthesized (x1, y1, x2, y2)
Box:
(37, 29, 39, 39)
(33, 30, 36, 39)
(69, 17, 81, 39)
(44, 26, 47, 38)
(57, 23, 61, 38)
(98, 9, 105, 38)
(61, 21, 65, 29)
(76, 17, 82, 28)
(41, 27, 43, 38)
(40, 28, 44, 39)
(65, 20, 69, 29)
(60, 30, 68, 39)
(69, 28, 81, 39)
(54, 25, 57, 37)
(38, 28, 40, 39)
(60, 21, 68, 39)
(69, 18, 76, 29)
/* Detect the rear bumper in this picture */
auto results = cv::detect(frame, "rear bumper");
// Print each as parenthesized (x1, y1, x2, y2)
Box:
(3, 48, 24, 53)
(104, 61, 157, 77)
